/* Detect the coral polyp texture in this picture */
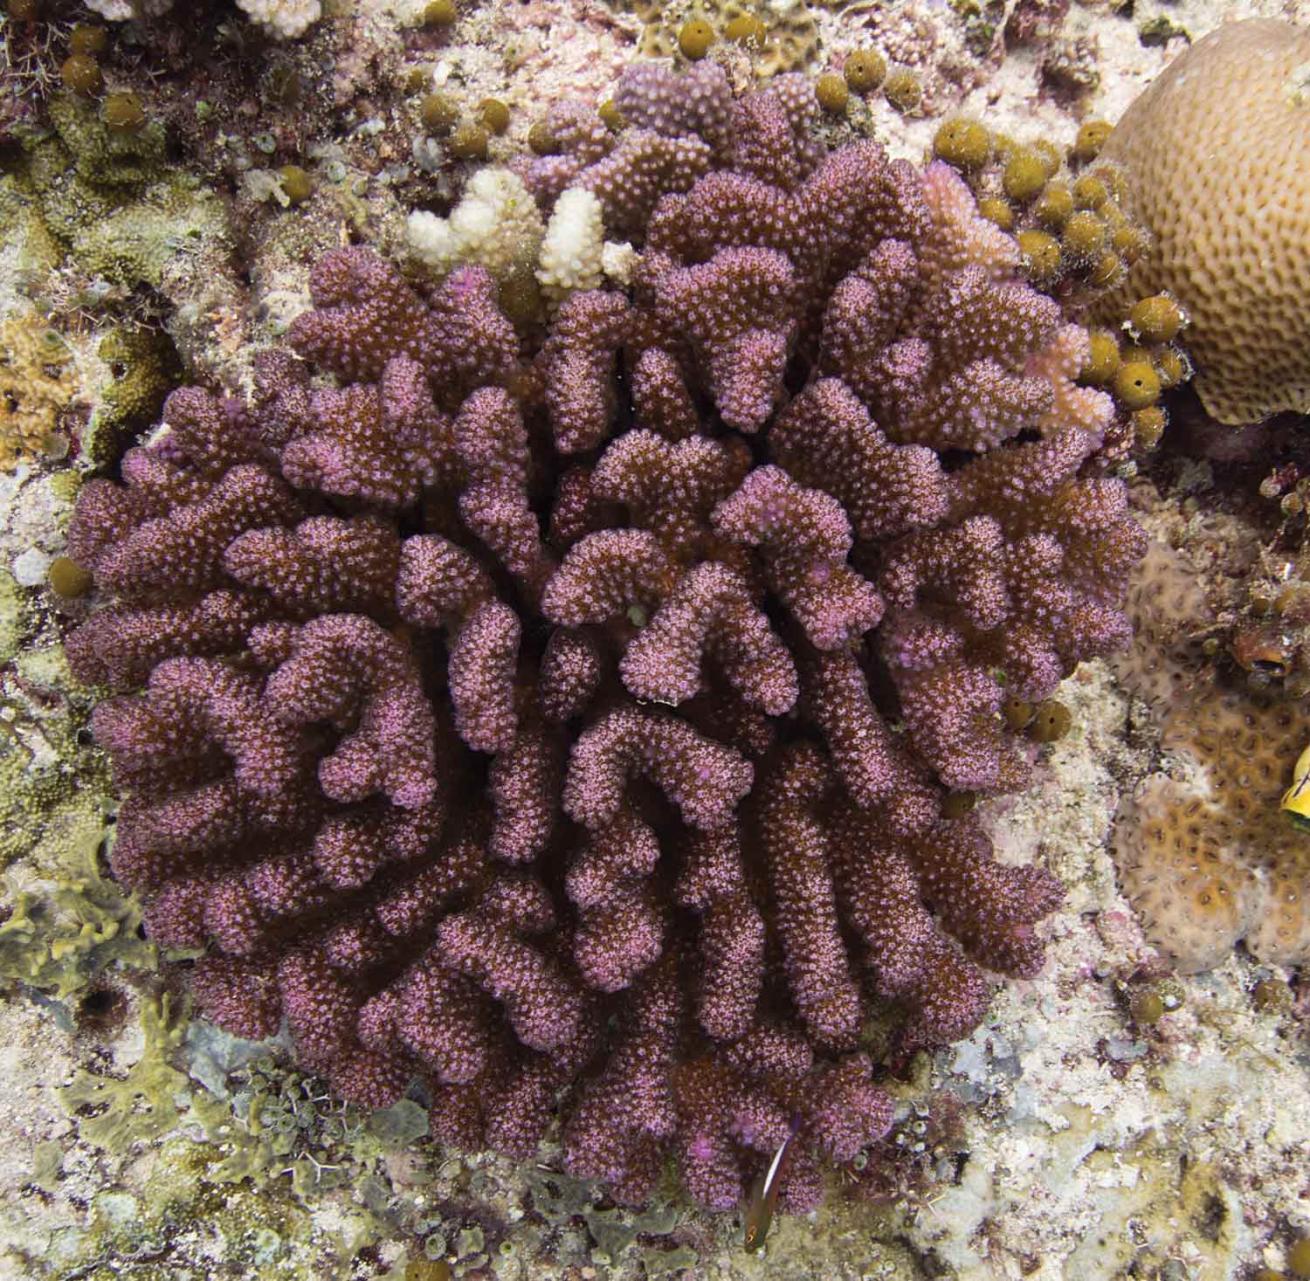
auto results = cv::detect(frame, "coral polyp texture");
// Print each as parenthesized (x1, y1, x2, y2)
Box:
(66, 62, 1143, 1211)
(1097, 19, 1310, 424)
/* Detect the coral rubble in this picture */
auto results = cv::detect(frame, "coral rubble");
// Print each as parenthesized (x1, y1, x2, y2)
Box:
(64, 60, 1143, 1211)
(84, 0, 322, 40)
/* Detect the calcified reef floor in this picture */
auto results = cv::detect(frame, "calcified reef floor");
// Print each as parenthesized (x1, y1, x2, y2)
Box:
(2, 0, 1310, 1278)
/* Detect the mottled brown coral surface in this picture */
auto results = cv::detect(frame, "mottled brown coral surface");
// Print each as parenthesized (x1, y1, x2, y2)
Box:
(65, 61, 1144, 1212)
(1113, 541, 1310, 972)
(1099, 19, 1310, 424)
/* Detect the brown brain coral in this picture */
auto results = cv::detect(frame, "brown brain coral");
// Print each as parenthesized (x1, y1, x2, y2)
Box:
(1098, 19, 1310, 425)
(1113, 543, 1310, 972)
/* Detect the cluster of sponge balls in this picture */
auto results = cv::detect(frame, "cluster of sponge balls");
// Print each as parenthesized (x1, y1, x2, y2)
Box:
(925, 112, 1187, 448)
(1098, 19, 1310, 425)
(928, 20, 1310, 430)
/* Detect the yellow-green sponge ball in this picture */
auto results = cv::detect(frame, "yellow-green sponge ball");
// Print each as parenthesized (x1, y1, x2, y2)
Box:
(1018, 229, 1061, 283)
(1034, 181, 1073, 230)
(815, 73, 849, 114)
(61, 54, 104, 96)
(1155, 348, 1188, 390)
(48, 557, 93, 600)
(420, 92, 459, 133)
(1130, 294, 1184, 343)
(1129, 988, 1165, 1025)
(1289, 1238, 1310, 1279)
(725, 14, 766, 45)
(678, 19, 715, 60)
(1032, 138, 1062, 178)
(1003, 697, 1034, 731)
(1132, 406, 1167, 450)
(932, 119, 990, 171)
(1062, 209, 1107, 260)
(1029, 700, 1072, 743)
(528, 119, 558, 154)
(977, 196, 1014, 231)
(278, 165, 314, 205)
(1081, 330, 1121, 385)
(1002, 149, 1048, 203)
(423, 0, 457, 24)
(1070, 120, 1112, 163)
(883, 69, 922, 113)
(69, 24, 109, 56)
(479, 98, 511, 134)
(1111, 221, 1148, 265)
(449, 121, 489, 160)
(1114, 360, 1162, 410)
(843, 49, 886, 94)
(102, 91, 145, 133)
(1072, 173, 1109, 210)
(1089, 252, 1124, 288)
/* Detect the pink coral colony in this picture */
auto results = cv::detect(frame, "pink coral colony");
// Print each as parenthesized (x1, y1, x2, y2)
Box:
(67, 61, 1142, 1211)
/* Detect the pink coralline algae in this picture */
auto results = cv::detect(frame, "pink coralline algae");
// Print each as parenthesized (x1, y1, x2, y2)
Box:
(68, 62, 1142, 1211)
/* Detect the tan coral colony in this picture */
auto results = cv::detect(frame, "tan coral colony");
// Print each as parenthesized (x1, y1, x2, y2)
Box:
(1099, 20, 1310, 424)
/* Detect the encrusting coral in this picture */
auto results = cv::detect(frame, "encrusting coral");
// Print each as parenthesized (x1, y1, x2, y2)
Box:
(0, 308, 76, 470)
(65, 61, 1143, 1212)
(1112, 543, 1310, 973)
(1096, 19, 1310, 425)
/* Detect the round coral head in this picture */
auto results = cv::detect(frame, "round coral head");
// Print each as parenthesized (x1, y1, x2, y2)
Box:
(1098, 20, 1310, 423)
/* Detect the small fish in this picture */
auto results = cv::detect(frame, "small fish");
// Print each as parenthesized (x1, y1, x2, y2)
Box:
(1281, 741, 1310, 831)
(742, 1132, 793, 1253)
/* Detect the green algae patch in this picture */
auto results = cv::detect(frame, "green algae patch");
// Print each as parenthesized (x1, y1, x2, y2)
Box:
(0, 569, 31, 665)
(183, 1046, 421, 1222)
(5, 91, 234, 354)
(0, 174, 63, 290)
(29, 1140, 63, 1193)
(0, 775, 149, 995)
(70, 183, 229, 290)
(368, 1097, 430, 1149)
(46, 93, 168, 189)
(1064, 1147, 1239, 1280)
(0, 801, 149, 997)
(52, 1131, 356, 1281)
(0, 639, 144, 998)
(83, 326, 177, 466)
(61, 993, 190, 1151)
